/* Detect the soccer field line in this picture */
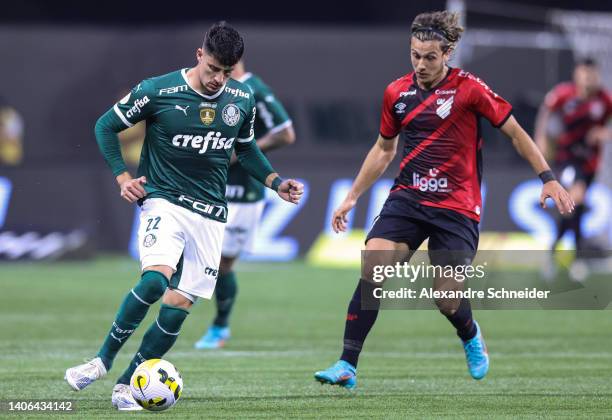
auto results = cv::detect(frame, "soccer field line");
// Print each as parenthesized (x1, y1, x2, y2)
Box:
(1, 349, 611, 363)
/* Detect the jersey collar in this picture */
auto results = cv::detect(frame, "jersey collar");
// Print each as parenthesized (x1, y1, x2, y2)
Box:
(181, 68, 225, 100)
(412, 66, 455, 92)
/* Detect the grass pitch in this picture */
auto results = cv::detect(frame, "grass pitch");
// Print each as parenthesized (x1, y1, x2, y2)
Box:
(1, 257, 611, 418)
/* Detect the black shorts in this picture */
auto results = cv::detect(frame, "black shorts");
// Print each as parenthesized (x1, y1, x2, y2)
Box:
(366, 195, 479, 265)
(557, 162, 595, 189)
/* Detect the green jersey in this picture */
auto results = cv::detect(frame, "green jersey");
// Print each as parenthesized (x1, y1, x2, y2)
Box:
(226, 73, 292, 203)
(99, 68, 275, 223)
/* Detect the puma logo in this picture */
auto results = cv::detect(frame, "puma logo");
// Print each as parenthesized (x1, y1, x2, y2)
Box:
(175, 105, 190, 116)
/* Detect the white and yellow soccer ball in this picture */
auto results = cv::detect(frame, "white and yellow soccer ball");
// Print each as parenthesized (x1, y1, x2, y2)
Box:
(130, 359, 183, 412)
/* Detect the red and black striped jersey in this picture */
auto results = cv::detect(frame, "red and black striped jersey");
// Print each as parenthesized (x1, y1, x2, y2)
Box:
(379, 68, 512, 222)
(544, 82, 612, 175)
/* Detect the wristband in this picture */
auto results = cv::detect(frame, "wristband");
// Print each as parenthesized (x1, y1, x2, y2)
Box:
(271, 176, 284, 191)
(538, 170, 556, 184)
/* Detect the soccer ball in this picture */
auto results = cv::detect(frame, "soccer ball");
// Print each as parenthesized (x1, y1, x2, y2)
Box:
(130, 359, 183, 411)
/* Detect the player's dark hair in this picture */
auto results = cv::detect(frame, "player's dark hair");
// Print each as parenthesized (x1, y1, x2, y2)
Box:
(203, 21, 244, 67)
(411, 11, 464, 53)
(575, 57, 597, 68)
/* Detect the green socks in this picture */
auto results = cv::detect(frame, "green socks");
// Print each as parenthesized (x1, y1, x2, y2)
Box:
(116, 304, 189, 385)
(97, 271, 168, 370)
(213, 271, 238, 327)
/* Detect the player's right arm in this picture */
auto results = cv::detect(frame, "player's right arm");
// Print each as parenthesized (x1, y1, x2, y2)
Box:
(94, 80, 155, 203)
(332, 83, 401, 233)
(332, 135, 398, 233)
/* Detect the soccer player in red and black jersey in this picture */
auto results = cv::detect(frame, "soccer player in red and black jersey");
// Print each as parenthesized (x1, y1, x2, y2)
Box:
(535, 58, 612, 257)
(314, 11, 574, 389)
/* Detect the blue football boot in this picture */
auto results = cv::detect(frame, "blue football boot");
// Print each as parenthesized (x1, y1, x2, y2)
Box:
(314, 360, 357, 389)
(463, 320, 489, 380)
(194, 325, 231, 349)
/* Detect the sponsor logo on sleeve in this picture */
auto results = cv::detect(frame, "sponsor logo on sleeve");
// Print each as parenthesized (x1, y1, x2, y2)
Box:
(459, 70, 498, 98)
(126, 96, 150, 118)
(248, 107, 256, 138)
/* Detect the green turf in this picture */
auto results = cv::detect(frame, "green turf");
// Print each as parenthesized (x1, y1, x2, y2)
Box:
(1, 257, 611, 418)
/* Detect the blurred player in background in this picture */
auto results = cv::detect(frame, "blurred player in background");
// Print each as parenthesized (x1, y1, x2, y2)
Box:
(314, 10, 573, 389)
(535, 58, 611, 261)
(195, 61, 295, 349)
(64, 22, 303, 410)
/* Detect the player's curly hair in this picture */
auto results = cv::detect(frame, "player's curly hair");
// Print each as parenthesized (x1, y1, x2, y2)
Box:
(411, 11, 464, 53)
(203, 21, 244, 66)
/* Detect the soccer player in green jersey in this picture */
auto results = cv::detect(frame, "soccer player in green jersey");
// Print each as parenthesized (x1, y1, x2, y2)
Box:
(195, 60, 295, 349)
(64, 22, 304, 411)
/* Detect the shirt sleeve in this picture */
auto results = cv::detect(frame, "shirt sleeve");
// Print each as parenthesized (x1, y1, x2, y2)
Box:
(112, 79, 156, 128)
(253, 81, 292, 134)
(543, 84, 567, 112)
(237, 98, 256, 143)
(379, 83, 401, 139)
(94, 109, 129, 176)
(469, 77, 513, 128)
(234, 138, 276, 187)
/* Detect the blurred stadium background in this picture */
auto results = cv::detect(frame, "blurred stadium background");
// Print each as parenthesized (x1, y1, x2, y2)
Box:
(2, 1, 612, 417)
(1, 0, 611, 264)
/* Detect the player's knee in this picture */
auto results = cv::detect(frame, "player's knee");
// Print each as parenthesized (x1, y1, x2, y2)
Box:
(434, 298, 460, 316)
(162, 288, 194, 309)
(133, 270, 169, 305)
(361, 255, 393, 283)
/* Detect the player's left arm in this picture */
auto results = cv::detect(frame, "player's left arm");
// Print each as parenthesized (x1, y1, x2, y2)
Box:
(500, 116, 574, 215)
(234, 104, 303, 204)
(469, 76, 573, 215)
